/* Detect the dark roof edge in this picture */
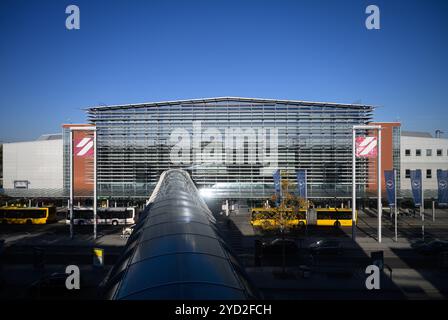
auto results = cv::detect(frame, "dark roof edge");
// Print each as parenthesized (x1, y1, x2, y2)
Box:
(401, 131, 433, 138)
(85, 96, 375, 112)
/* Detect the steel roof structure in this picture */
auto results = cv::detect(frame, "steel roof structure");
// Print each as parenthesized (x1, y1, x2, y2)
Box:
(87, 96, 374, 111)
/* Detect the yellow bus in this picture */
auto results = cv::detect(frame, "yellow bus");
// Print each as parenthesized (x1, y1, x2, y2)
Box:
(251, 207, 356, 230)
(250, 208, 278, 230)
(250, 207, 307, 230)
(315, 208, 356, 227)
(0, 206, 57, 225)
(284, 208, 307, 228)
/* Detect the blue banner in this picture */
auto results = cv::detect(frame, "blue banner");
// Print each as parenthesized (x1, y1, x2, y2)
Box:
(273, 169, 281, 206)
(296, 170, 307, 199)
(437, 169, 448, 205)
(384, 169, 396, 207)
(410, 169, 422, 206)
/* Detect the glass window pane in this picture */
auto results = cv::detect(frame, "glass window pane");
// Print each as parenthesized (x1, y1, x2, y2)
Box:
(118, 254, 241, 299)
(131, 234, 225, 264)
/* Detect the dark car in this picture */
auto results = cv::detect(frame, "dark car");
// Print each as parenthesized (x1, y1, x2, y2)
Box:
(261, 238, 299, 256)
(414, 240, 448, 255)
(0, 240, 4, 289)
(27, 272, 83, 299)
(309, 239, 343, 255)
(410, 237, 436, 249)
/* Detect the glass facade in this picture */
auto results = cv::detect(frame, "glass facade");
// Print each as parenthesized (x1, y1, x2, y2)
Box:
(62, 126, 71, 193)
(72, 97, 374, 200)
(392, 125, 401, 190)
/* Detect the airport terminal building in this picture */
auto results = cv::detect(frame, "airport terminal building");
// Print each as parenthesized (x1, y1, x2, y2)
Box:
(65, 97, 375, 200)
(2, 134, 64, 198)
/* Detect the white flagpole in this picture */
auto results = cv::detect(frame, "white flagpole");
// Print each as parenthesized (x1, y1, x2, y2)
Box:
(421, 174, 424, 240)
(378, 128, 382, 243)
(305, 169, 308, 211)
(93, 129, 97, 240)
(432, 200, 435, 222)
(352, 125, 382, 243)
(394, 169, 398, 242)
(352, 128, 356, 241)
(70, 130, 74, 239)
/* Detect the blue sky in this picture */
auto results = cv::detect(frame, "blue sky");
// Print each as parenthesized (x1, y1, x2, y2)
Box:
(1, 0, 447, 141)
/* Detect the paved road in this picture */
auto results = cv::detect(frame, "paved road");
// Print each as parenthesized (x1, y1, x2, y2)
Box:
(0, 222, 124, 299)
(0, 221, 127, 265)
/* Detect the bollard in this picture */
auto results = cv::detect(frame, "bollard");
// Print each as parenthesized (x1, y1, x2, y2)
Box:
(432, 201, 435, 222)
(33, 247, 45, 270)
(93, 247, 104, 268)
(371, 251, 384, 271)
(254, 240, 262, 267)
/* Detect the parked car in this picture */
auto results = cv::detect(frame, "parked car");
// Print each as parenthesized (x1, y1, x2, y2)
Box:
(0, 239, 4, 255)
(414, 240, 448, 255)
(27, 272, 83, 299)
(261, 238, 299, 256)
(309, 239, 343, 255)
(410, 237, 436, 249)
(0, 240, 4, 289)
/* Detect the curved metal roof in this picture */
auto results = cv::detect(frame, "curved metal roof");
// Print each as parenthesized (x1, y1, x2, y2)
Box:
(103, 169, 259, 300)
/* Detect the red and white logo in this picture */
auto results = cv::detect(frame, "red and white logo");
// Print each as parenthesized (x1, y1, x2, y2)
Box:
(74, 137, 94, 157)
(355, 136, 377, 158)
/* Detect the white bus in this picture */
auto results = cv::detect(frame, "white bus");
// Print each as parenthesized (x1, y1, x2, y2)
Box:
(66, 207, 136, 226)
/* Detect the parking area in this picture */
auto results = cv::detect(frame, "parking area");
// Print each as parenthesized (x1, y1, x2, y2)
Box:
(1, 207, 448, 299)
(214, 208, 448, 299)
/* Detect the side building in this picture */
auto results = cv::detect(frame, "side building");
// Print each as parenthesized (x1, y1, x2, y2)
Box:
(2, 134, 64, 198)
(400, 131, 448, 199)
(0, 143, 3, 189)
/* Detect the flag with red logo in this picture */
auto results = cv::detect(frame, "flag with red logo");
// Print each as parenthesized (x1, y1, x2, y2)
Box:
(74, 136, 94, 157)
(72, 129, 95, 197)
(355, 136, 377, 158)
